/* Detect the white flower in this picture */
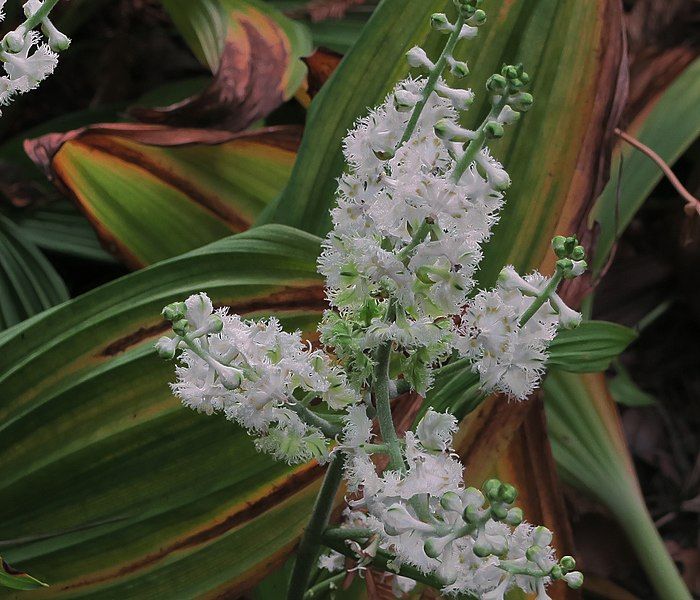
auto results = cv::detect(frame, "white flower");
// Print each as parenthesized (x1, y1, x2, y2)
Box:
(166, 293, 359, 464)
(453, 267, 580, 400)
(3, 31, 57, 91)
(416, 409, 457, 451)
(318, 550, 345, 573)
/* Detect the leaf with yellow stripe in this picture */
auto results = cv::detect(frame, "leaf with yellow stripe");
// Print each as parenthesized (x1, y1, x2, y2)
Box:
(24, 124, 300, 268)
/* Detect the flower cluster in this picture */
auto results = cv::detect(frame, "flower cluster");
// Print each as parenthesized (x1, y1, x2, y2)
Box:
(159, 1, 589, 598)
(340, 408, 583, 598)
(158, 293, 357, 464)
(0, 0, 70, 112)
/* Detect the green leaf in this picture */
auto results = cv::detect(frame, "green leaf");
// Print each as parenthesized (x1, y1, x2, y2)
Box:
(607, 360, 656, 407)
(25, 125, 300, 268)
(546, 320, 636, 373)
(544, 371, 690, 599)
(0, 225, 327, 598)
(591, 57, 700, 274)
(264, 0, 626, 289)
(0, 213, 69, 331)
(0, 557, 48, 591)
(11, 201, 115, 263)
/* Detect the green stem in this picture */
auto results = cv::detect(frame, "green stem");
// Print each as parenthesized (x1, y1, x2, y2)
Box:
(21, 0, 59, 32)
(287, 452, 346, 600)
(396, 13, 466, 151)
(303, 571, 346, 599)
(287, 402, 342, 439)
(397, 218, 434, 263)
(323, 527, 375, 541)
(611, 491, 692, 600)
(374, 340, 405, 472)
(518, 268, 563, 327)
(451, 96, 508, 182)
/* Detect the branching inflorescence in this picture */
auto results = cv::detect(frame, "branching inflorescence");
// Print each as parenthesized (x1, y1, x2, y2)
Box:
(159, 0, 587, 597)
(0, 0, 69, 112)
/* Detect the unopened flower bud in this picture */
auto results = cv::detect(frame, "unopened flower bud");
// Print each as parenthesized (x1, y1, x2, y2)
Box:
(430, 13, 453, 32)
(440, 491, 462, 512)
(532, 526, 553, 546)
(498, 482, 517, 504)
(497, 105, 520, 125)
(571, 245, 585, 260)
(560, 556, 576, 571)
(394, 89, 419, 112)
(483, 478, 501, 500)
(43, 22, 71, 51)
(502, 64, 520, 80)
(484, 121, 504, 139)
(552, 235, 567, 257)
(217, 365, 243, 390)
(509, 92, 534, 112)
(458, 24, 479, 40)
(550, 565, 563, 579)
(564, 571, 584, 589)
(505, 507, 523, 525)
(434, 118, 472, 141)
(3, 29, 26, 53)
(473, 542, 492, 557)
(406, 46, 435, 70)
(486, 74, 508, 94)
(448, 57, 469, 78)
(172, 319, 190, 336)
(526, 544, 543, 562)
(162, 301, 187, 322)
(155, 336, 179, 359)
(490, 504, 508, 520)
(467, 9, 487, 25)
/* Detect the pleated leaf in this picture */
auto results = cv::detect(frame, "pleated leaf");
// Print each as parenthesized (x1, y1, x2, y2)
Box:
(24, 124, 300, 268)
(0, 213, 68, 331)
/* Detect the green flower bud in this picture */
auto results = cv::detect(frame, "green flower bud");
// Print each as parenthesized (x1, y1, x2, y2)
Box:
(3, 28, 26, 53)
(473, 542, 492, 558)
(552, 235, 567, 257)
(571, 245, 586, 260)
(525, 544, 542, 562)
(556, 258, 573, 272)
(498, 483, 518, 504)
(483, 478, 501, 501)
(467, 9, 487, 25)
(206, 315, 224, 334)
(486, 74, 508, 94)
(509, 92, 534, 112)
(502, 64, 520, 80)
(440, 491, 462, 512)
(424, 538, 444, 559)
(155, 336, 178, 360)
(431, 13, 453, 32)
(505, 507, 524, 525)
(463, 504, 481, 524)
(450, 60, 470, 78)
(490, 504, 508, 520)
(484, 121, 504, 139)
(560, 556, 576, 571)
(564, 571, 584, 589)
(172, 319, 190, 337)
(550, 565, 563, 580)
(162, 301, 187, 322)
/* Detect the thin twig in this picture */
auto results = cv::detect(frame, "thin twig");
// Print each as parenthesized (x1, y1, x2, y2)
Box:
(615, 128, 700, 215)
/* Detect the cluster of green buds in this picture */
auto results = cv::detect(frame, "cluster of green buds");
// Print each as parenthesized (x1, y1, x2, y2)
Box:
(552, 235, 588, 279)
(156, 299, 223, 362)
